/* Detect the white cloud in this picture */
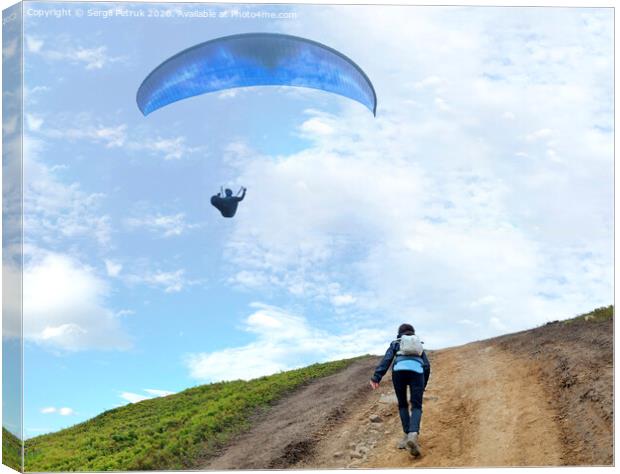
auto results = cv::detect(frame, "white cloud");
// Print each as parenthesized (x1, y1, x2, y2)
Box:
(120, 389, 176, 404)
(458, 319, 478, 327)
(22, 247, 131, 351)
(129, 136, 198, 161)
(229, 270, 269, 289)
(24, 135, 112, 246)
(434, 97, 451, 111)
(146, 270, 186, 293)
(331, 294, 356, 306)
(127, 269, 191, 293)
(413, 76, 446, 89)
(40, 324, 86, 341)
(185, 303, 389, 382)
(40, 407, 75, 416)
(120, 392, 150, 404)
(222, 141, 255, 166)
(25, 36, 43, 53)
(28, 113, 200, 160)
(218, 7, 612, 347)
(26, 35, 123, 70)
(26, 114, 44, 132)
(144, 389, 175, 397)
(469, 295, 497, 308)
(299, 117, 335, 136)
(105, 259, 122, 277)
(44, 123, 127, 148)
(525, 128, 553, 142)
(489, 317, 508, 331)
(125, 212, 199, 237)
(546, 148, 562, 163)
(24, 85, 51, 103)
(69, 46, 113, 70)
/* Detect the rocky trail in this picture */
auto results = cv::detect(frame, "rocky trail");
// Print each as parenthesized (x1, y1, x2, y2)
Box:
(202, 316, 613, 469)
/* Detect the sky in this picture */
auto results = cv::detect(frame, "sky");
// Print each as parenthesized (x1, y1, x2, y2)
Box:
(1, 1, 613, 438)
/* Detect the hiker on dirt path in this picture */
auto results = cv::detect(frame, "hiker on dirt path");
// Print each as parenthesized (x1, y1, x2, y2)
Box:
(370, 323, 431, 457)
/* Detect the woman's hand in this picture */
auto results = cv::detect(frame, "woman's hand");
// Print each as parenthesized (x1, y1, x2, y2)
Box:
(370, 380, 380, 390)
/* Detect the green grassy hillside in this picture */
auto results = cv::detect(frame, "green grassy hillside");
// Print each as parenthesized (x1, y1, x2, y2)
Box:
(543, 305, 613, 326)
(2, 427, 22, 472)
(565, 305, 613, 323)
(25, 357, 365, 471)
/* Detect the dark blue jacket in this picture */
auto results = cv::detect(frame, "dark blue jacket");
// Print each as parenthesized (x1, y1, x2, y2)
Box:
(371, 339, 431, 388)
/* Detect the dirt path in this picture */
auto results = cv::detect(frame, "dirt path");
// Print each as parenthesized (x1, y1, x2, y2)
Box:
(203, 357, 379, 470)
(295, 342, 563, 468)
(202, 317, 612, 469)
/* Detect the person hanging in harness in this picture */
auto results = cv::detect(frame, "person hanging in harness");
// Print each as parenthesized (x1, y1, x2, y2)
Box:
(210, 187, 246, 218)
(370, 323, 431, 457)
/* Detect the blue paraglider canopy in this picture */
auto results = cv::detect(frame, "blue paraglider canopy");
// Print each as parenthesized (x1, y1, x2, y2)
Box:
(136, 33, 377, 116)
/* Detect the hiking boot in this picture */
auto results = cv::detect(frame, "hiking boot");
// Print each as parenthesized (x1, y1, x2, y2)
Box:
(406, 432, 421, 457)
(397, 434, 408, 449)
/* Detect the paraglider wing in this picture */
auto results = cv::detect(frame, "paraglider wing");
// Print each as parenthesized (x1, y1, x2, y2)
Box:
(136, 33, 377, 116)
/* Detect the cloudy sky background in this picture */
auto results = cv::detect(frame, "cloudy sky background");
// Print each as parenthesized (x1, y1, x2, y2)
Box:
(2, 2, 612, 437)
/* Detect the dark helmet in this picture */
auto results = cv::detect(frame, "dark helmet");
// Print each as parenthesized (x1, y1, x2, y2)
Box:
(225, 188, 233, 197)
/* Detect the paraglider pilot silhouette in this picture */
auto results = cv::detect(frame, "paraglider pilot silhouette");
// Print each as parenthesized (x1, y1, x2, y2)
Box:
(210, 187, 247, 218)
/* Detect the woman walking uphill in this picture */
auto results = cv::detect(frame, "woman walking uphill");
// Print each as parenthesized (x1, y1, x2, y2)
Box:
(370, 323, 431, 457)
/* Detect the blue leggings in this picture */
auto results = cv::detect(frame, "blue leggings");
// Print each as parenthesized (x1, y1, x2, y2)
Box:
(392, 370, 425, 434)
